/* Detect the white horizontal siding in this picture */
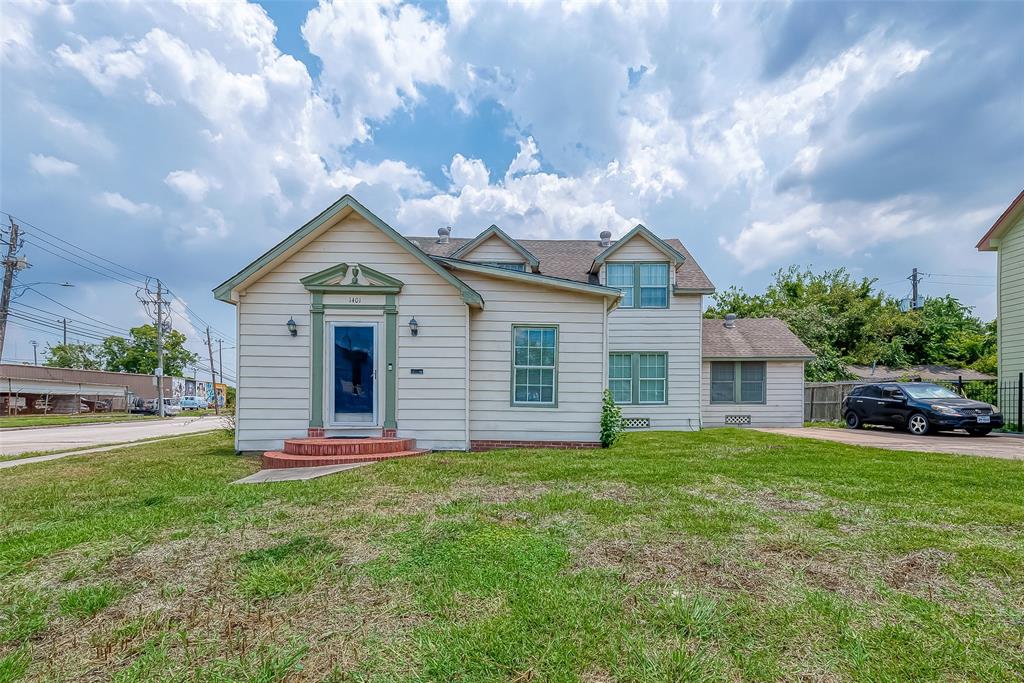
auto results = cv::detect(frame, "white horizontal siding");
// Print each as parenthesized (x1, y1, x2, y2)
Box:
(700, 360, 805, 428)
(461, 234, 525, 264)
(998, 214, 1024, 380)
(234, 213, 469, 452)
(460, 272, 606, 443)
(606, 294, 702, 431)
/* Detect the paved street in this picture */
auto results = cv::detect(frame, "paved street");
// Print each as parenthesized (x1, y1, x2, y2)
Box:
(761, 427, 1023, 460)
(0, 415, 226, 456)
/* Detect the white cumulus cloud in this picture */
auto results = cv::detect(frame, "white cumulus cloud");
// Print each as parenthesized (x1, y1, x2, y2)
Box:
(29, 153, 79, 176)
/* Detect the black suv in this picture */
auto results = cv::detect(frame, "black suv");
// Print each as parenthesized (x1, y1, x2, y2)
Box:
(842, 382, 1003, 436)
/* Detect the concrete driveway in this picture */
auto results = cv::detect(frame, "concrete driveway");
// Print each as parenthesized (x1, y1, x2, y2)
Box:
(0, 415, 226, 456)
(759, 427, 1023, 460)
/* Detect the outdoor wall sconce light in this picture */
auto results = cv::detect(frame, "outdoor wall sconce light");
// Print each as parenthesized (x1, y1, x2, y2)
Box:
(286, 317, 297, 336)
(409, 317, 419, 336)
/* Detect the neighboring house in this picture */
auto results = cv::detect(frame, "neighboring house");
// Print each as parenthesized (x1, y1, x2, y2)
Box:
(214, 195, 812, 452)
(844, 365, 996, 383)
(977, 188, 1024, 382)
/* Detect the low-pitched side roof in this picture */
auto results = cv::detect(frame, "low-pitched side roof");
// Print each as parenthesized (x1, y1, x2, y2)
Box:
(976, 188, 1024, 251)
(702, 318, 815, 360)
(844, 364, 996, 382)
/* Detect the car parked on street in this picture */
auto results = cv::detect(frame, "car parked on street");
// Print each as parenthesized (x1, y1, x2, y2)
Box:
(842, 382, 1003, 436)
(178, 396, 208, 410)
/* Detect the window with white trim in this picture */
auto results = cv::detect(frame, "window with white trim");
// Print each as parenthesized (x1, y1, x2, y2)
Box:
(608, 352, 667, 404)
(710, 361, 766, 404)
(512, 326, 557, 405)
(605, 263, 669, 308)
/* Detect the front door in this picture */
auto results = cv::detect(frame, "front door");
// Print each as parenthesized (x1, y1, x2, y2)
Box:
(330, 323, 378, 425)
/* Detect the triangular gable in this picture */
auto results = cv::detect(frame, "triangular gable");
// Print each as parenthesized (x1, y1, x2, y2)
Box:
(213, 195, 483, 307)
(449, 224, 540, 271)
(589, 224, 687, 273)
(976, 188, 1024, 251)
(300, 263, 404, 294)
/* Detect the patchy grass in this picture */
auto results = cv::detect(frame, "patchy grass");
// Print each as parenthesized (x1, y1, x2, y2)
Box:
(0, 430, 1022, 681)
(0, 412, 162, 429)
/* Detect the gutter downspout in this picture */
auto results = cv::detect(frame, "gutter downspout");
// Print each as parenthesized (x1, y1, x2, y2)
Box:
(465, 303, 471, 451)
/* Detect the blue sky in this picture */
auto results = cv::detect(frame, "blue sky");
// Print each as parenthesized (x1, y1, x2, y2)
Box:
(2, 0, 1022, 379)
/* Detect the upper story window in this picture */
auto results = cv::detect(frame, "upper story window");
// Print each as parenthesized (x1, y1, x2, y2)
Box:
(606, 262, 670, 308)
(479, 262, 527, 272)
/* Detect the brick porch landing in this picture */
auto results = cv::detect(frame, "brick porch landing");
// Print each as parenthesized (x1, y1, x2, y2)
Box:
(262, 437, 429, 469)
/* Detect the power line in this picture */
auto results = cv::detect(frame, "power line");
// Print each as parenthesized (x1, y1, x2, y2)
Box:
(11, 302, 130, 336)
(20, 236, 144, 289)
(1, 210, 155, 283)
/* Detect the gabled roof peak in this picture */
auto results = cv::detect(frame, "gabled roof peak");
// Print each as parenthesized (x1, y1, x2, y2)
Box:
(449, 224, 541, 270)
(590, 223, 687, 273)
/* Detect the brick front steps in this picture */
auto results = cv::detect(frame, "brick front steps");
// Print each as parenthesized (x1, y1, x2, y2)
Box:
(261, 437, 429, 469)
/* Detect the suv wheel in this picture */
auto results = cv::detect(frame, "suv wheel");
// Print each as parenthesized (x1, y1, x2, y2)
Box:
(844, 412, 862, 429)
(907, 412, 931, 436)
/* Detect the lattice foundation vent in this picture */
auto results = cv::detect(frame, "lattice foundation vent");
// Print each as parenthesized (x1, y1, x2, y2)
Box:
(724, 415, 752, 426)
(623, 417, 650, 429)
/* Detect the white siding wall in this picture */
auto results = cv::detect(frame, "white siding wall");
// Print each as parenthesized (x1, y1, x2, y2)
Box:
(604, 236, 701, 431)
(460, 272, 606, 443)
(462, 234, 525, 264)
(235, 214, 469, 452)
(700, 360, 805, 428)
(998, 214, 1024, 380)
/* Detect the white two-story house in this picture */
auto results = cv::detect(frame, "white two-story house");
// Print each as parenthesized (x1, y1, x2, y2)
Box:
(215, 195, 812, 454)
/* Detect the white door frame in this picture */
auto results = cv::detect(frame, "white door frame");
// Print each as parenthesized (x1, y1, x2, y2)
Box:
(325, 320, 382, 428)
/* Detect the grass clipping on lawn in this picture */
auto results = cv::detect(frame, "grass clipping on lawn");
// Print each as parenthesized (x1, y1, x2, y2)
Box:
(0, 430, 1022, 681)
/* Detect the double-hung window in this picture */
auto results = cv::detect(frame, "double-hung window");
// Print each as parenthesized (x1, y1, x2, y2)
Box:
(512, 325, 557, 406)
(606, 263, 669, 308)
(608, 352, 667, 404)
(710, 361, 766, 404)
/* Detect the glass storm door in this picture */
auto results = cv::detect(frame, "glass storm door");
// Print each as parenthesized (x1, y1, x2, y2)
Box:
(331, 323, 377, 425)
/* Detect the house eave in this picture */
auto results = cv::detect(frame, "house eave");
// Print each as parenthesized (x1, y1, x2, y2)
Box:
(435, 257, 623, 300)
(976, 188, 1024, 251)
(703, 355, 816, 362)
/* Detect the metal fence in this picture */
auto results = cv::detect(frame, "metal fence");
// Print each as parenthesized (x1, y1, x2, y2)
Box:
(805, 372, 1023, 432)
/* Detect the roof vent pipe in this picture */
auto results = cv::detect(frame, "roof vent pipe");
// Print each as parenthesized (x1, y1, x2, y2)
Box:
(437, 226, 451, 244)
(599, 230, 612, 247)
(724, 313, 737, 329)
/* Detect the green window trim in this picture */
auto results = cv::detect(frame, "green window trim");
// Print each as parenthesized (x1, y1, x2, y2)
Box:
(608, 352, 668, 405)
(479, 261, 527, 271)
(710, 361, 767, 405)
(605, 262, 670, 308)
(511, 324, 558, 407)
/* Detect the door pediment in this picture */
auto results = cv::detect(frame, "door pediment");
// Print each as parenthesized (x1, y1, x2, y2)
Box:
(300, 263, 404, 294)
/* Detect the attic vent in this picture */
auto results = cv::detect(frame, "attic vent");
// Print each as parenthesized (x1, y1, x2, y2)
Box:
(599, 230, 612, 247)
(724, 313, 737, 329)
(437, 226, 452, 244)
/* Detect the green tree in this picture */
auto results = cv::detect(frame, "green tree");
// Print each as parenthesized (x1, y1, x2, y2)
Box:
(44, 343, 104, 370)
(101, 324, 199, 377)
(704, 266, 996, 380)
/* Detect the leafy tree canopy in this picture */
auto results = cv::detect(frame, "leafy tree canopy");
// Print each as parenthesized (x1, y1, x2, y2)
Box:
(43, 343, 104, 370)
(704, 266, 996, 381)
(100, 324, 199, 377)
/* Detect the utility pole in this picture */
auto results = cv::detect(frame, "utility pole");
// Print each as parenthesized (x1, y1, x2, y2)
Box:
(0, 216, 23, 361)
(206, 326, 219, 415)
(155, 280, 165, 417)
(216, 338, 224, 389)
(30, 340, 37, 365)
(908, 267, 922, 310)
(62, 318, 67, 345)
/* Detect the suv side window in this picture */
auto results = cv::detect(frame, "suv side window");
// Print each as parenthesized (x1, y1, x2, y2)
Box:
(860, 386, 882, 399)
(881, 386, 906, 400)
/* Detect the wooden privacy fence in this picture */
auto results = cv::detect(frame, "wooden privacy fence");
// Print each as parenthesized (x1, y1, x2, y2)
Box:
(805, 382, 861, 422)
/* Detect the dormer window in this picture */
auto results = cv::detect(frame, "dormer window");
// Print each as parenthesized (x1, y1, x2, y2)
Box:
(479, 262, 527, 272)
(606, 262, 669, 308)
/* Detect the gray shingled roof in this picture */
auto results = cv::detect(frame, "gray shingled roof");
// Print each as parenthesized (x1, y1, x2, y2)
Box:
(407, 235, 714, 291)
(702, 318, 815, 359)
(845, 364, 996, 382)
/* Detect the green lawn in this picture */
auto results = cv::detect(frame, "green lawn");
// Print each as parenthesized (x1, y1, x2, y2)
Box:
(0, 412, 162, 429)
(1, 431, 1022, 682)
